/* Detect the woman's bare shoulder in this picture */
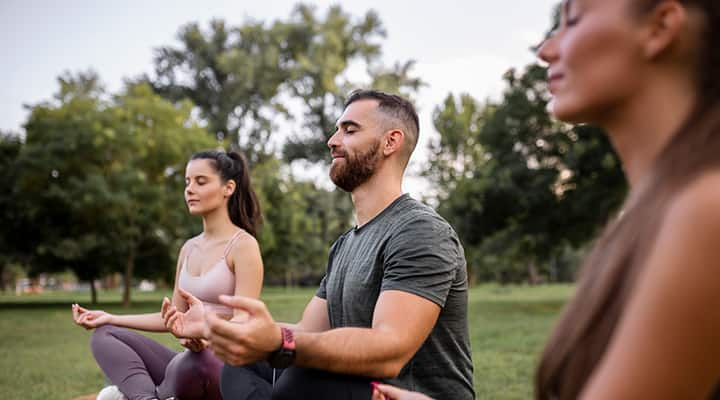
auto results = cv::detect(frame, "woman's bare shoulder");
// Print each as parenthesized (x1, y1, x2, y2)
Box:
(229, 230, 260, 254)
(666, 171, 720, 232)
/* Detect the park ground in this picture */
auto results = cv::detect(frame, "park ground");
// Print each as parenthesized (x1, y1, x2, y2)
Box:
(0, 284, 573, 400)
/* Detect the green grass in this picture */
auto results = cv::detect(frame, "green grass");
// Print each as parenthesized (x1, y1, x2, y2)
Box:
(0, 284, 573, 400)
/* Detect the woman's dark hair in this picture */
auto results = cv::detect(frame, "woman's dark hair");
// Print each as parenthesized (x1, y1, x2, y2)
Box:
(190, 150, 262, 237)
(536, 1, 720, 399)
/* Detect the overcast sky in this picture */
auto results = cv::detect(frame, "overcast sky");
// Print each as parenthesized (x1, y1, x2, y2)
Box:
(1, 0, 558, 195)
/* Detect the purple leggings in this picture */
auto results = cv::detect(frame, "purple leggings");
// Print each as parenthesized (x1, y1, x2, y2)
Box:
(90, 325, 223, 400)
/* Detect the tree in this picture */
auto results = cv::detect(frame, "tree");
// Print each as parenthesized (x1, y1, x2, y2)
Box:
(148, 4, 423, 165)
(427, 65, 626, 283)
(17, 71, 216, 304)
(281, 4, 423, 163)
(147, 4, 419, 282)
(0, 131, 28, 292)
(251, 157, 353, 285)
(151, 19, 288, 162)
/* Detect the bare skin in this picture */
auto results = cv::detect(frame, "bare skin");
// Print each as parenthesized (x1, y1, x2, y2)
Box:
(378, 0, 720, 398)
(537, 1, 720, 398)
(71, 158, 263, 353)
(203, 98, 443, 379)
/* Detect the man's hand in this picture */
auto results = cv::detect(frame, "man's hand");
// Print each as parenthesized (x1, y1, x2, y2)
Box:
(204, 295, 282, 366)
(161, 288, 206, 338)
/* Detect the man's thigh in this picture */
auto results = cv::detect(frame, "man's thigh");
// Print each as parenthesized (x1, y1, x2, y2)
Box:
(221, 362, 275, 400)
(272, 366, 372, 400)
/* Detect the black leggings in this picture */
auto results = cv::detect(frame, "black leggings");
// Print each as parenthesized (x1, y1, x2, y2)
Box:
(90, 325, 223, 400)
(220, 363, 373, 400)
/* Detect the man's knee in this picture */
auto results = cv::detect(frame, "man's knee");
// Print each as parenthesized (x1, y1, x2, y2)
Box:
(272, 367, 372, 400)
(220, 364, 273, 400)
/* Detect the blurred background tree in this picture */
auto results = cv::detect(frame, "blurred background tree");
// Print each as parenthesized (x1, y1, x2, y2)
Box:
(14, 72, 215, 304)
(2, 2, 631, 304)
(425, 65, 626, 284)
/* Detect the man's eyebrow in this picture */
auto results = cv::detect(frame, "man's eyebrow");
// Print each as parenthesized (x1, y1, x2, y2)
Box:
(336, 120, 362, 130)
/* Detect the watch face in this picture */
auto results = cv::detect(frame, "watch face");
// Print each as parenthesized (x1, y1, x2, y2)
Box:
(269, 348, 296, 369)
(269, 327, 296, 368)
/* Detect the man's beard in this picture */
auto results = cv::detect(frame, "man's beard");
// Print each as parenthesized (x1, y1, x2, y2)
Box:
(329, 138, 382, 192)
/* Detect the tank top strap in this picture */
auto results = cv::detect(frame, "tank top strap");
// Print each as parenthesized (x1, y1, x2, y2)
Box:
(182, 238, 201, 268)
(223, 230, 244, 258)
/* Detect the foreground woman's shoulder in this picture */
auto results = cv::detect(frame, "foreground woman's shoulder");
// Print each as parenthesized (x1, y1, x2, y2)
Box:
(667, 171, 720, 229)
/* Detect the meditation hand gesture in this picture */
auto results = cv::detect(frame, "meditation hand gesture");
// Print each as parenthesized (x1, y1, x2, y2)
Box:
(204, 295, 281, 366)
(71, 303, 112, 329)
(161, 288, 206, 339)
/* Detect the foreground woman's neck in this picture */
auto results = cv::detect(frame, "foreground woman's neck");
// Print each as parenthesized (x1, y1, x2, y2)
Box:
(602, 78, 697, 188)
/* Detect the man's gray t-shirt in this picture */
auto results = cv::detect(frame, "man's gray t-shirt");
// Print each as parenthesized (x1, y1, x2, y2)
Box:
(316, 194, 475, 400)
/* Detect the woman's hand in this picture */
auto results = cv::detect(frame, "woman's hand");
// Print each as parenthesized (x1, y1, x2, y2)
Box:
(179, 337, 208, 352)
(371, 382, 434, 400)
(161, 288, 206, 339)
(71, 303, 112, 329)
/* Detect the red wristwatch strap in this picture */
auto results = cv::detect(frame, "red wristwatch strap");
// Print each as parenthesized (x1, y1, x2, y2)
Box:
(281, 327, 296, 350)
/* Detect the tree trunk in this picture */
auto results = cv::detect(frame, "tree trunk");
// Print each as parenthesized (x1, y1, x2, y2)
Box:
(285, 269, 294, 288)
(90, 278, 98, 305)
(0, 263, 6, 293)
(528, 260, 540, 285)
(123, 246, 135, 308)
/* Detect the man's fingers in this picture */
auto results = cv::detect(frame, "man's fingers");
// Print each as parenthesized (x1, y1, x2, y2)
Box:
(205, 312, 242, 338)
(161, 297, 171, 319)
(178, 287, 200, 305)
(167, 313, 181, 333)
(207, 335, 249, 366)
(164, 306, 177, 324)
(165, 310, 178, 330)
(205, 312, 255, 351)
(218, 295, 267, 315)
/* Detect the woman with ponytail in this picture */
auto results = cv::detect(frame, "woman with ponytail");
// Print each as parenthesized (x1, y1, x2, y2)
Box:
(71, 150, 264, 400)
(534, 0, 720, 399)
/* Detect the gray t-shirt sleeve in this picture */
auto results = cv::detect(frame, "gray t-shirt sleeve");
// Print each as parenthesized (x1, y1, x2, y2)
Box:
(315, 236, 344, 299)
(381, 216, 460, 307)
(316, 275, 328, 299)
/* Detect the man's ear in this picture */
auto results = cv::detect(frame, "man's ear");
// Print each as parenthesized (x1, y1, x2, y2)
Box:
(383, 129, 405, 156)
(641, 1, 688, 60)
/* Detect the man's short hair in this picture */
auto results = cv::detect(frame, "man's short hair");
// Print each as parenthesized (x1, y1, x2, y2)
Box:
(344, 89, 420, 160)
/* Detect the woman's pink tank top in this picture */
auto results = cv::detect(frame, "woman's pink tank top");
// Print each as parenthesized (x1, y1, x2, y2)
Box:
(178, 230, 242, 316)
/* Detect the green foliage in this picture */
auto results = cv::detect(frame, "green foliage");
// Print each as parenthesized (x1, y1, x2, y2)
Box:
(0, 131, 27, 290)
(15, 72, 217, 303)
(148, 5, 412, 283)
(427, 65, 626, 283)
(280, 5, 423, 163)
(149, 4, 423, 164)
(251, 158, 353, 285)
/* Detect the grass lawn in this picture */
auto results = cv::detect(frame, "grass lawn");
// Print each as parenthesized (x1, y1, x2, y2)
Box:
(0, 284, 573, 400)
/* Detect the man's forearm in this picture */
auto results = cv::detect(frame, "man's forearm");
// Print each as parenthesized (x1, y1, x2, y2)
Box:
(294, 327, 409, 378)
